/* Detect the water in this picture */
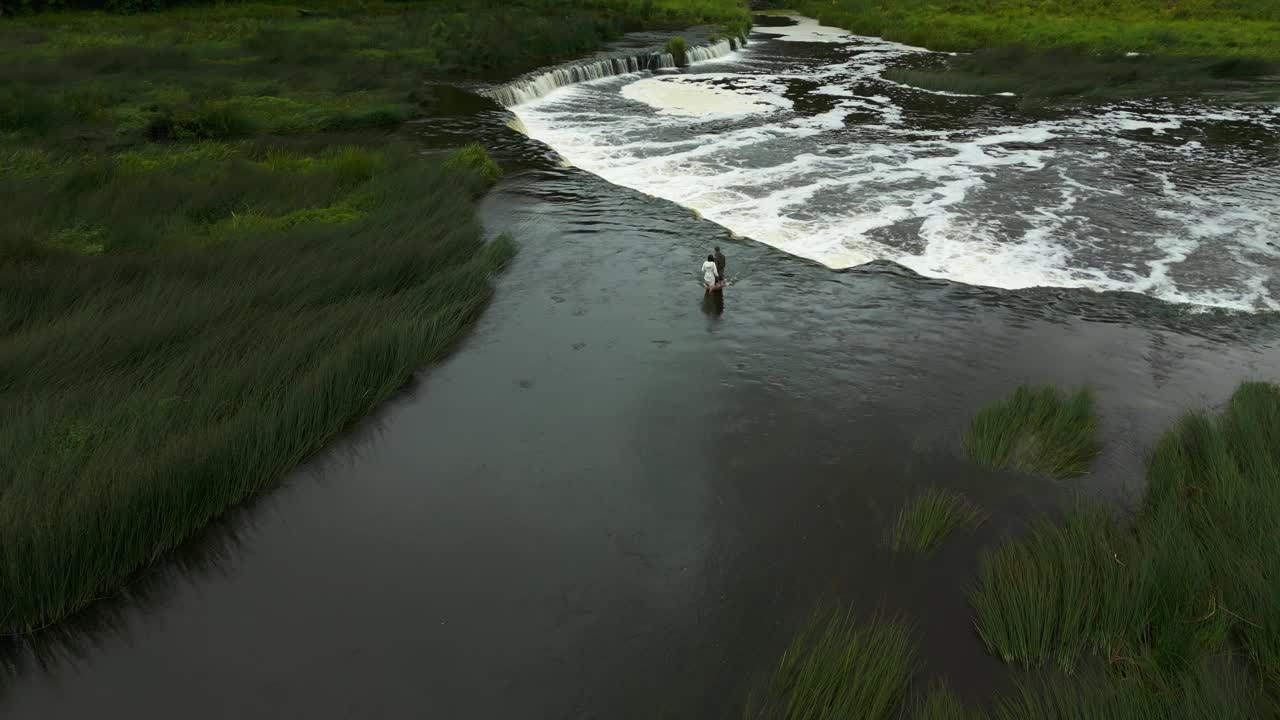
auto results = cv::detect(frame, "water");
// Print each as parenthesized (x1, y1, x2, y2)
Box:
(514, 16, 1280, 311)
(5, 18, 1280, 720)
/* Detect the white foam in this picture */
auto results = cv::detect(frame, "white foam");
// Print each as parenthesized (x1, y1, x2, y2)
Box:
(752, 16, 852, 43)
(513, 20, 1280, 312)
(621, 76, 791, 117)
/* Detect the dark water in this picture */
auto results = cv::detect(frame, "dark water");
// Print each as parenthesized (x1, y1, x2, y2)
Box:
(5, 20, 1280, 720)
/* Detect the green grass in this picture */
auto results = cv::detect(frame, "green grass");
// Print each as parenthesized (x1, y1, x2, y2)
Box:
(963, 385, 1101, 480)
(666, 35, 688, 66)
(0, 0, 750, 150)
(972, 383, 1280, 691)
(446, 141, 503, 189)
(992, 661, 1274, 719)
(890, 487, 983, 554)
(785, 0, 1280, 57)
(0, 143, 514, 632)
(745, 606, 916, 720)
(912, 681, 987, 720)
(971, 506, 1146, 673)
(884, 48, 1280, 104)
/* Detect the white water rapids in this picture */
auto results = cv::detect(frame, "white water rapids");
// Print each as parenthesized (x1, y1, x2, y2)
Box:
(512, 17, 1280, 312)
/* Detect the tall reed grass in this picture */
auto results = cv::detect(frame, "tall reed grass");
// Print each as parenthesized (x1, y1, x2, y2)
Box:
(666, 36, 689, 66)
(973, 383, 1280, 689)
(992, 660, 1274, 719)
(912, 681, 987, 720)
(963, 385, 1101, 479)
(890, 487, 983, 554)
(746, 606, 915, 720)
(0, 144, 513, 633)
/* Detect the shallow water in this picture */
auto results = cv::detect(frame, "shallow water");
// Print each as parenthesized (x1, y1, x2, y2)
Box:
(516, 16, 1280, 311)
(5, 18, 1280, 720)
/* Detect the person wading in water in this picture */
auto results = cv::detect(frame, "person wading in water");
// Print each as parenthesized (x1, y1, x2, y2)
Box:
(701, 254, 719, 293)
(713, 246, 726, 290)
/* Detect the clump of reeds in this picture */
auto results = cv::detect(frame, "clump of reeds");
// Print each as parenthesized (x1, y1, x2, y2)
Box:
(746, 606, 915, 720)
(912, 680, 987, 720)
(972, 382, 1280, 689)
(992, 660, 1272, 720)
(445, 142, 502, 192)
(971, 506, 1144, 673)
(963, 385, 1101, 479)
(890, 487, 983, 554)
(666, 36, 688, 66)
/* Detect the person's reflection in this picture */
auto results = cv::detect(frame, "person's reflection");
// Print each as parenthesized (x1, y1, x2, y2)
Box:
(701, 289, 724, 318)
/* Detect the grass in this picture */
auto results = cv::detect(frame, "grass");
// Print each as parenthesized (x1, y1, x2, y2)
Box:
(890, 487, 983, 554)
(884, 48, 1280, 104)
(745, 606, 915, 720)
(0, 0, 750, 151)
(992, 661, 1274, 719)
(743, 383, 1280, 719)
(0, 0, 753, 634)
(963, 385, 1101, 480)
(912, 681, 987, 720)
(782, 0, 1280, 57)
(972, 383, 1280, 689)
(0, 142, 515, 632)
(971, 506, 1147, 673)
(666, 35, 688, 66)
(445, 141, 502, 188)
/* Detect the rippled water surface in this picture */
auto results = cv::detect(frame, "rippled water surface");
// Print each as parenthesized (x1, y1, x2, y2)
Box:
(516, 17, 1280, 311)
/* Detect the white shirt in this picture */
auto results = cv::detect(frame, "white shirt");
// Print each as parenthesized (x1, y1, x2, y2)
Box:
(702, 260, 718, 284)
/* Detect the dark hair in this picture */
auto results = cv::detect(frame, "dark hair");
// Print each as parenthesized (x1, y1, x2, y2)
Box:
(714, 246, 721, 251)
(707, 254, 715, 261)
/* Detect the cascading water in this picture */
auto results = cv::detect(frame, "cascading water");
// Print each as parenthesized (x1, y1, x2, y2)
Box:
(485, 37, 742, 108)
(512, 16, 1280, 312)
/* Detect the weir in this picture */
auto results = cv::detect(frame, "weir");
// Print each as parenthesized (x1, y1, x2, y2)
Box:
(485, 36, 743, 108)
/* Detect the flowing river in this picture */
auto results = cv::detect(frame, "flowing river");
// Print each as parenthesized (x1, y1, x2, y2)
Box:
(3, 15, 1280, 720)
(515, 16, 1280, 311)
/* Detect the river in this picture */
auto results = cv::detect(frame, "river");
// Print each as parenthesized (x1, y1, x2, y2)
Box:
(3, 15, 1280, 719)
(516, 16, 1280, 312)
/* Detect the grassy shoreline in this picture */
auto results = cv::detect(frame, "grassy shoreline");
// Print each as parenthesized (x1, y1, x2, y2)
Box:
(771, 0, 1279, 103)
(782, 0, 1279, 57)
(1, 0, 750, 634)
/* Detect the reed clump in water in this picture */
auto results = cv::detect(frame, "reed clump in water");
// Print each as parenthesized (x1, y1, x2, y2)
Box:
(446, 141, 503, 190)
(912, 681, 987, 720)
(992, 660, 1274, 720)
(890, 487, 984, 554)
(667, 36, 689, 66)
(963, 385, 1101, 480)
(745, 606, 915, 720)
(973, 383, 1280, 688)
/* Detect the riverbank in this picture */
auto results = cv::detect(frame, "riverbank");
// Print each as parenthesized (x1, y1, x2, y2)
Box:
(781, 0, 1279, 57)
(0, 0, 751, 635)
(882, 48, 1280, 106)
(768, 0, 1280, 104)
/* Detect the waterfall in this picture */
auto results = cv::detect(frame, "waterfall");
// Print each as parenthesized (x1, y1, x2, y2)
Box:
(485, 35, 746, 108)
(686, 38, 735, 64)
